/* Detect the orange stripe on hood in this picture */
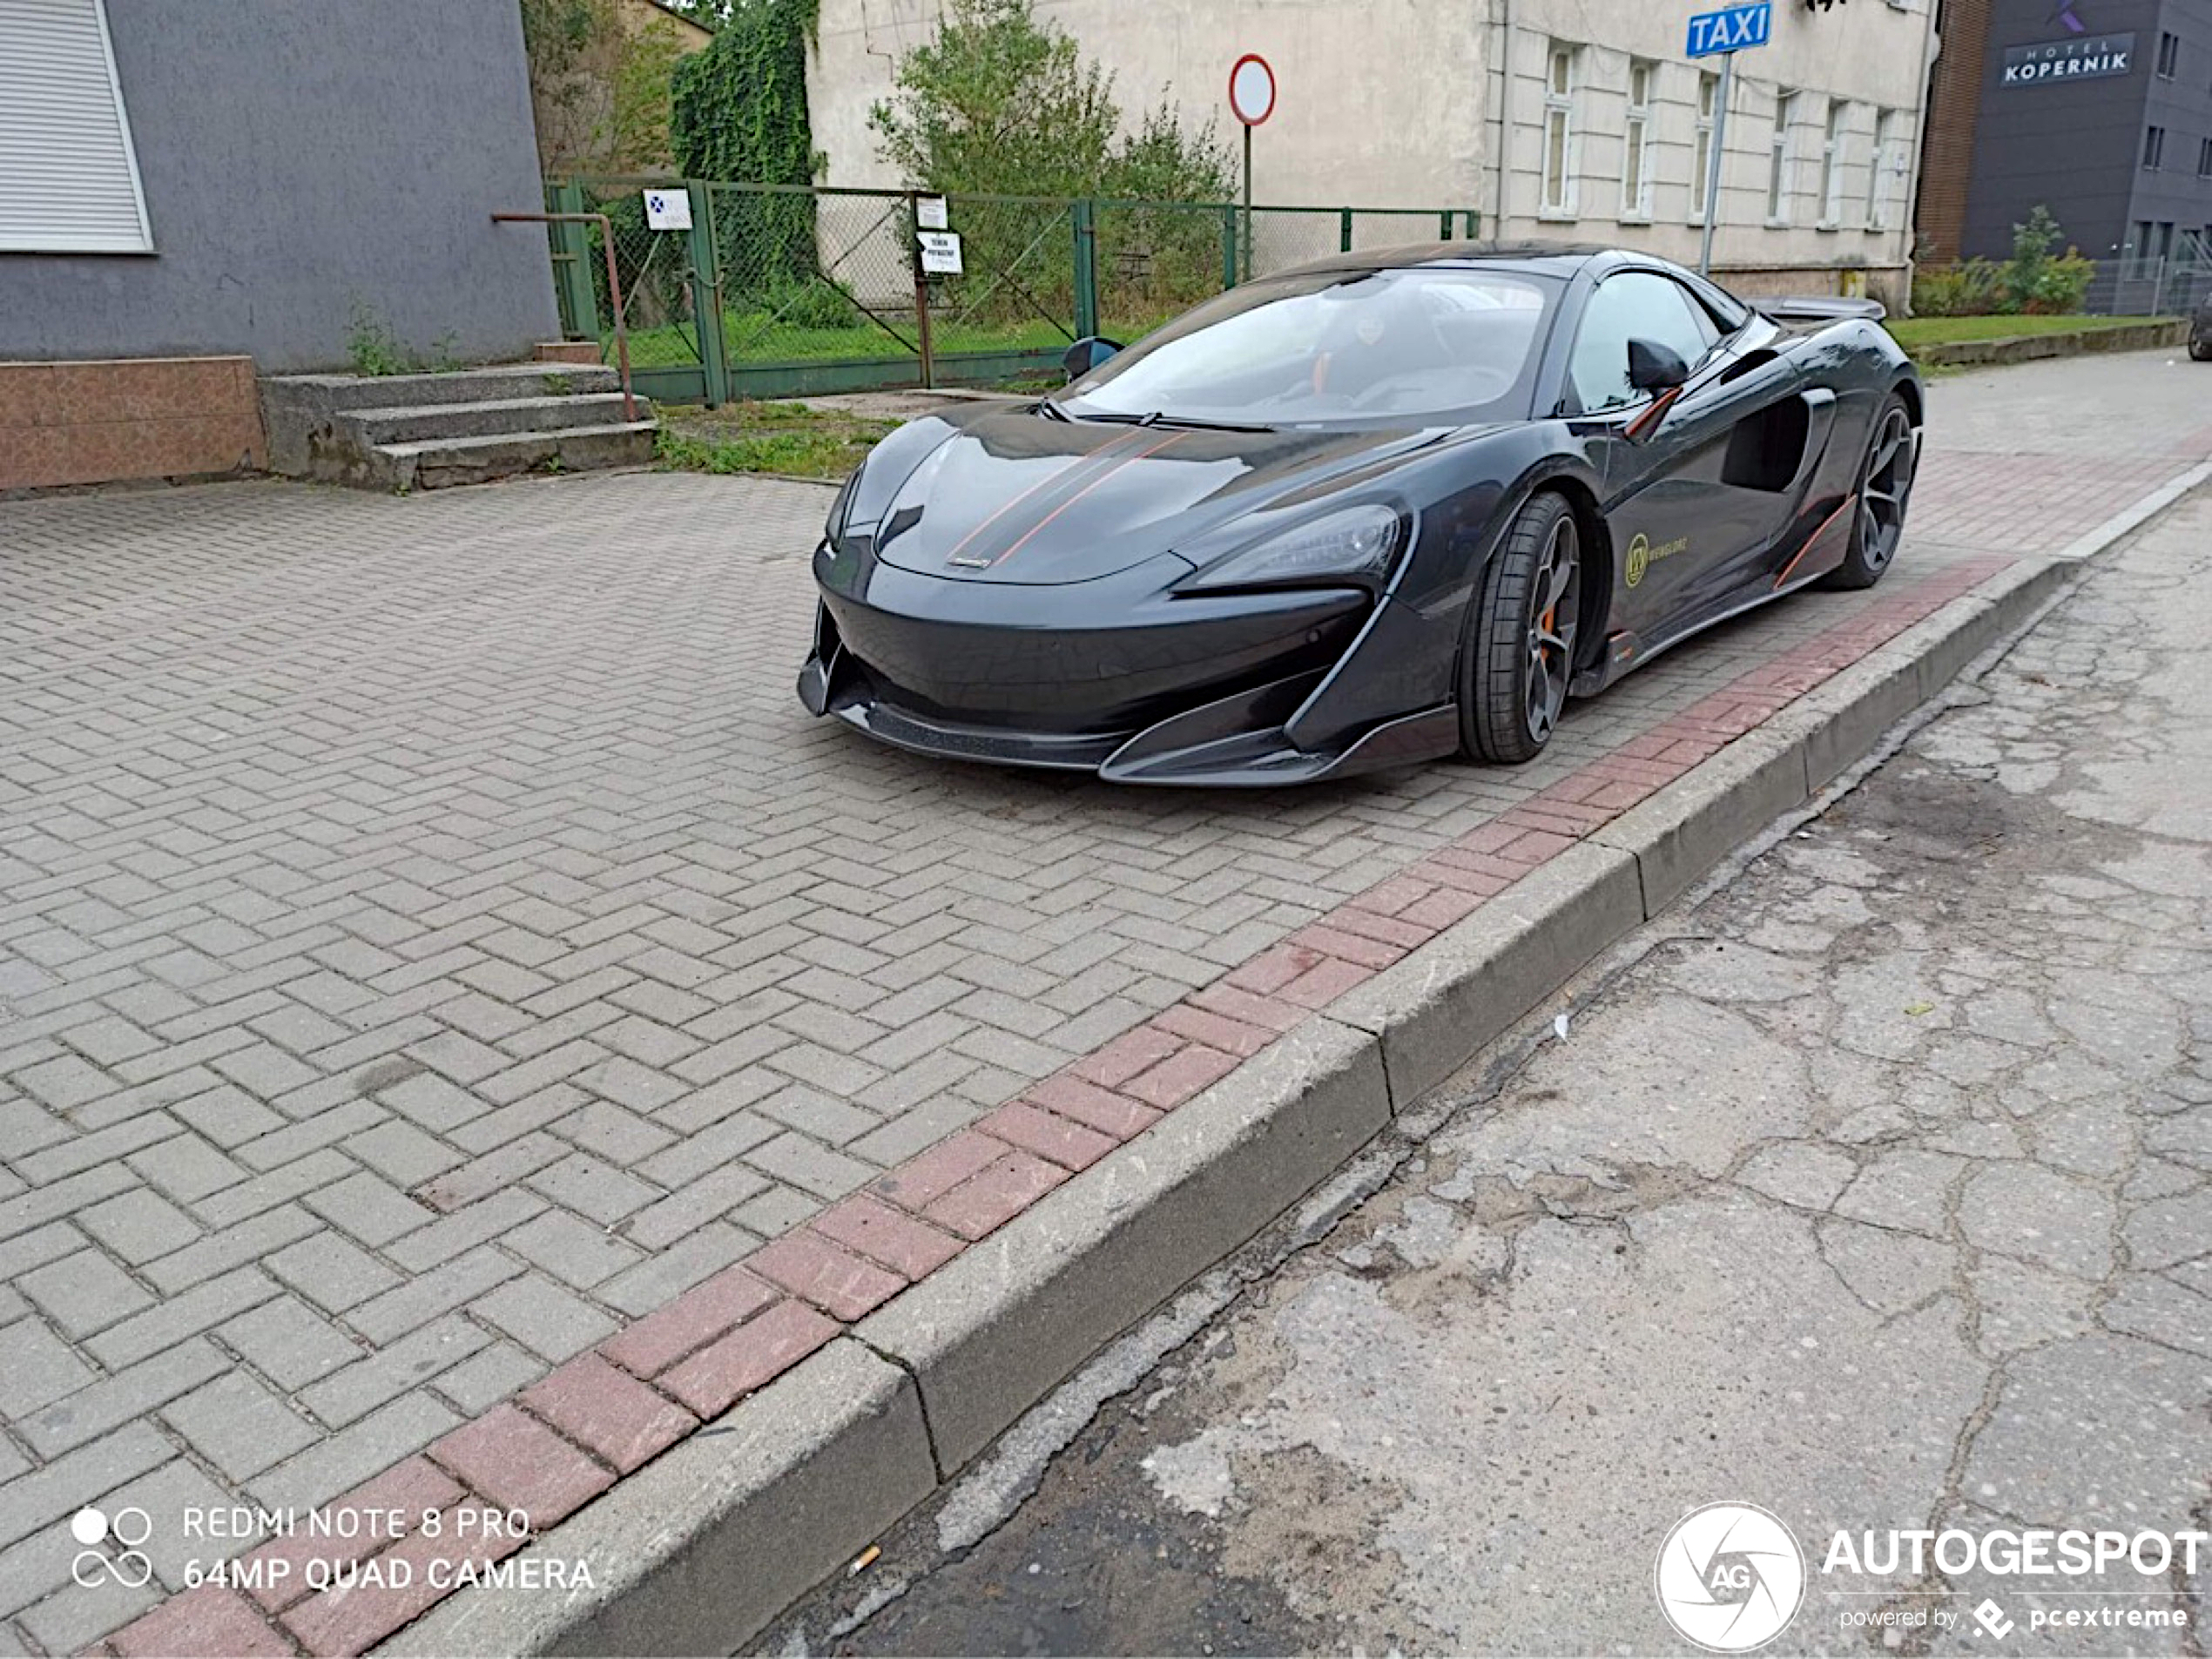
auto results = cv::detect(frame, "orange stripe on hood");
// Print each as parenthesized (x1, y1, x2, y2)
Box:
(941, 429, 1146, 565)
(986, 432, 1188, 568)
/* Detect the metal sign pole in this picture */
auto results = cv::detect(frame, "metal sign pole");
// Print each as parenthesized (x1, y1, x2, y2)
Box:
(1228, 54, 1274, 287)
(1242, 124, 1253, 285)
(1699, 50, 1733, 277)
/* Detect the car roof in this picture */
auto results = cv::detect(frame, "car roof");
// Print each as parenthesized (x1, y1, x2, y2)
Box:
(1266, 240, 1663, 281)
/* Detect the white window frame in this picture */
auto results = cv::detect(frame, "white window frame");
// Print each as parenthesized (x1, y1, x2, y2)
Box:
(1621, 58, 1656, 222)
(1866, 107, 1899, 230)
(1541, 43, 1581, 219)
(0, 0, 155, 254)
(1690, 71, 1719, 226)
(1817, 99, 1848, 228)
(1767, 89, 1797, 226)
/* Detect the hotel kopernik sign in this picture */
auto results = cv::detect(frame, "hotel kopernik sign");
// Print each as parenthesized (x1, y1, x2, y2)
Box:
(2002, 33, 2135, 84)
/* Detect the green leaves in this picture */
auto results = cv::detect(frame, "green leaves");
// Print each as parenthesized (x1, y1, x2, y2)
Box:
(670, 0, 820, 188)
(865, 0, 1230, 203)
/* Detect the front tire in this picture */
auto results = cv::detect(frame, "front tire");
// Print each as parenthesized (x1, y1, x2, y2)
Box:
(1460, 491, 1581, 764)
(2189, 334, 2212, 361)
(1820, 394, 1916, 591)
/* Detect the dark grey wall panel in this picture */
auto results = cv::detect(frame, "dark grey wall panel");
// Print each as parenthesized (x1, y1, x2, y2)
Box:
(1960, 0, 2165, 259)
(0, 0, 559, 372)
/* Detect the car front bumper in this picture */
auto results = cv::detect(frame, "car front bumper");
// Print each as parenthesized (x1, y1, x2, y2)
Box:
(795, 550, 1458, 786)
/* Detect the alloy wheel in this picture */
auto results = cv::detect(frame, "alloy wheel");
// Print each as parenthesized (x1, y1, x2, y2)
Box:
(1858, 406, 1915, 574)
(1523, 516, 1580, 745)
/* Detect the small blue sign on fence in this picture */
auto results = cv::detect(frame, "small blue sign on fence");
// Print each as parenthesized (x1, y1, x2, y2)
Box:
(1687, 0, 1771, 57)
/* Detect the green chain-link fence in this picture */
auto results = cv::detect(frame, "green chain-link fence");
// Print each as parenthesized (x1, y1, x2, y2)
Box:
(545, 178, 1479, 404)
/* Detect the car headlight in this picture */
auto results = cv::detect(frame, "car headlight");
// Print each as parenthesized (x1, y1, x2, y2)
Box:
(1180, 504, 1405, 591)
(825, 469, 862, 543)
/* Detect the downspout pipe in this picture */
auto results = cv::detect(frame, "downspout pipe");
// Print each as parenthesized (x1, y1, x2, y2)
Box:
(1493, 0, 1514, 237)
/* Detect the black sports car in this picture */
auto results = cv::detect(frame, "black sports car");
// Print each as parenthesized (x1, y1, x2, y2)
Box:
(798, 243, 1922, 786)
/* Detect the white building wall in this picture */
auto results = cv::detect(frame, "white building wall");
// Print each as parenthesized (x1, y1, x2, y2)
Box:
(807, 0, 1488, 209)
(806, 0, 1935, 301)
(1485, 0, 1937, 300)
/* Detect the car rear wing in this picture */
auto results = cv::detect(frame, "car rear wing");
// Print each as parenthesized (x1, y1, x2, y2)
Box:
(1759, 295, 1889, 324)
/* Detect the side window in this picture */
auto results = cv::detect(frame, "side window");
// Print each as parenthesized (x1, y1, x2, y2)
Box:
(1568, 274, 1716, 414)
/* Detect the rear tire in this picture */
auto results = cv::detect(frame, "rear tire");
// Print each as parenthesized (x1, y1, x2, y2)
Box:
(1460, 491, 1581, 765)
(1819, 393, 1916, 591)
(2189, 335, 2212, 361)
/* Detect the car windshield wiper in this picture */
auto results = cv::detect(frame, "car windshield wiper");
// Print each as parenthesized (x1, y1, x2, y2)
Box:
(1081, 409, 1276, 434)
(1033, 398, 1072, 421)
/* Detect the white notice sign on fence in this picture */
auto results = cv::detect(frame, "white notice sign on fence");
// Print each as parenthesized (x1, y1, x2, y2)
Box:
(918, 230, 963, 274)
(643, 189, 692, 231)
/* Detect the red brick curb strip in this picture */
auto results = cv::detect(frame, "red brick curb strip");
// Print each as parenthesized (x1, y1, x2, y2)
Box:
(98, 549, 2048, 1658)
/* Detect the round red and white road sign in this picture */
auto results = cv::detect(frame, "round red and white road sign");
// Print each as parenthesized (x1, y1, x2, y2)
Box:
(1229, 54, 1276, 126)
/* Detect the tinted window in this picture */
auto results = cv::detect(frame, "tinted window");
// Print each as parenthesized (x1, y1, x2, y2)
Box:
(1062, 266, 1559, 427)
(1568, 273, 1716, 414)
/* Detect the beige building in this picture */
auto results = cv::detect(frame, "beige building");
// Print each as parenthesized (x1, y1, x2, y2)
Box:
(806, 0, 1939, 305)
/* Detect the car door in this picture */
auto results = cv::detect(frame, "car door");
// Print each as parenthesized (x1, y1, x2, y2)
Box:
(1566, 273, 1802, 637)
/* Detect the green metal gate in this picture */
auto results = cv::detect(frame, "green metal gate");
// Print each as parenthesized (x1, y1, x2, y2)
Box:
(545, 177, 1479, 405)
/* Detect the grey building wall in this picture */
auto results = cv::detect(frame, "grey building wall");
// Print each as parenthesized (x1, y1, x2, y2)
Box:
(0, 0, 560, 373)
(1961, 0, 2158, 260)
(2128, 0, 2212, 250)
(1961, 0, 2212, 260)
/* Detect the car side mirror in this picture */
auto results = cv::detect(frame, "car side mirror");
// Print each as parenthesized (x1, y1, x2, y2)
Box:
(1062, 335, 1123, 381)
(1627, 337, 1690, 394)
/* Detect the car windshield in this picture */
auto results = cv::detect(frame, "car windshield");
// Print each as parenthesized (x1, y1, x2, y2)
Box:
(1060, 266, 1559, 428)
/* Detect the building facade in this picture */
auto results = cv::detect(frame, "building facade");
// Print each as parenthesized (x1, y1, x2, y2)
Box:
(806, 0, 1938, 305)
(1, 0, 559, 373)
(2, 0, 562, 490)
(1919, 0, 2212, 266)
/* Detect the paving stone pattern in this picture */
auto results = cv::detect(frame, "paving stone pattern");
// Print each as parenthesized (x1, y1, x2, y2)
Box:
(0, 354, 2203, 1654)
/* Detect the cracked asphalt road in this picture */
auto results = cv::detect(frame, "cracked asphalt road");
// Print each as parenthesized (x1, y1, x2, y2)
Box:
(786, 491, 2212, 1656)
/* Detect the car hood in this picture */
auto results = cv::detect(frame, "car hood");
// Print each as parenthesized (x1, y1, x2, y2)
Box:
(862, 409, 1453, 584)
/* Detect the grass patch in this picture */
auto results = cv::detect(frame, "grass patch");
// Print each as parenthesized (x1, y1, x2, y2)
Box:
(1884, 314, 2163, 351)
(657, 400, 900, 481)
(620, 312, 1076, 370)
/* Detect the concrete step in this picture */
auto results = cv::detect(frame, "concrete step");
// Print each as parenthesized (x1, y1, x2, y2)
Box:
(339, 392, 641, 447)
(372, 421, 659, 491)
(260, 364, 637, 480)
(265, 362, 620, 414)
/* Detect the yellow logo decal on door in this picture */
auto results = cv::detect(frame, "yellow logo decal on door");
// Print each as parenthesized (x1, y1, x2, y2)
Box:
(1623, 531, 1689, 588)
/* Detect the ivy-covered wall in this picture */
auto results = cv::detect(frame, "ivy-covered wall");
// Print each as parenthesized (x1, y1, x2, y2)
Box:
(671, 0, 820, 185)
(671, 0, 821, 287)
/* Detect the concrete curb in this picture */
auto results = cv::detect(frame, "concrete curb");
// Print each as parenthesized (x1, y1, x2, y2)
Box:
(855, 1017, 1388, 1473)
(383, 1340, 934, 1657)
(1328, 843, 1645, 1105)
(1914, 318, 2185, 368)
(379, 523, 2149, 1656)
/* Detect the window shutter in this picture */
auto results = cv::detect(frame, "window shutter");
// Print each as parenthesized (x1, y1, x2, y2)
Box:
(0, 0, 152, 253)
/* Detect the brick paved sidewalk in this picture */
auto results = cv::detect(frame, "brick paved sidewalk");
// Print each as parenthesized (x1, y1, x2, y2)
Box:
(0, 351, 2204, 1656)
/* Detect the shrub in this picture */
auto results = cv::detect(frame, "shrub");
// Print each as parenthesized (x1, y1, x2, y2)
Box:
(2000, 205, 2062, 313)
(2020, 250, 2094, 314)
(1911, 260, 2005, 317)
(757, 276, 862, 333)
(868, 0, 1231, 202)
(867, 0, 1231, 326)
(521, 0, 688, 172)
(1910, 206, 2095, 319)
